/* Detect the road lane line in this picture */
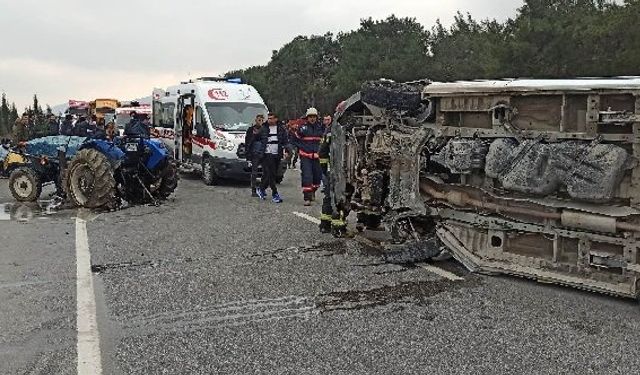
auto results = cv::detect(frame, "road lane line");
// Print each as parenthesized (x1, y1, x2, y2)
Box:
(76, 217, 103, 375)
(293, 212, 321, 225)
(0, 204, 9, 221)
(417, 263, 464, 281)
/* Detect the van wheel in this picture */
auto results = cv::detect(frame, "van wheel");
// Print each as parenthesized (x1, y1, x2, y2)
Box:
(202, 157, 218, 186)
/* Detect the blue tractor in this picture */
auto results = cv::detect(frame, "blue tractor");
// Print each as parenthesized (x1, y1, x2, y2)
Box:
(63, 136, 178, 208)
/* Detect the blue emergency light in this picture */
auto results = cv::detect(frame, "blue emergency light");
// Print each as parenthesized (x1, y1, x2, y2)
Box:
(226, 78, 243, 84)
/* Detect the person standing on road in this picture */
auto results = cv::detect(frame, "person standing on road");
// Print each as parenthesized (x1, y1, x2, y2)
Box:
(105, 121, 117, 141)
(47, 114, 59, 136)
(124, 112, 150, 137)
(88, 115, 100, 137)
(293, 108, 324, 206)
(255, 113, 288, 203)
(245, 114, 265, 197)
(12, 113, 31, 144)
(286, 120, 300, 169)
(60, 114, 74, 136)
(318, 113, 346, 235)
(319, 115, 332, 190)
(74, 115, 92, 137)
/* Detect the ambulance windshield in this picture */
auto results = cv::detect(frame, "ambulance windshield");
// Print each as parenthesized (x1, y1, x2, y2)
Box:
(205, 102, 267, 132)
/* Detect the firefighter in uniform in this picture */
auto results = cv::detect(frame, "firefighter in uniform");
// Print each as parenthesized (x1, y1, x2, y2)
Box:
(294, 108, 325, 205)
(318, 114, 347, 235)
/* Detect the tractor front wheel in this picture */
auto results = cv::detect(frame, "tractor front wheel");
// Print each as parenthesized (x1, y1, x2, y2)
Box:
(9, 167, 42, 202)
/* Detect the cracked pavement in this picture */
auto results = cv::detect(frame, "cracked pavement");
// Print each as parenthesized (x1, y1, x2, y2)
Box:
(1, 170, 639, 374)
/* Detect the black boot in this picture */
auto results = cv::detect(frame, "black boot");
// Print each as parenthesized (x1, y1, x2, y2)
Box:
(319, 220, 331, 233)
(303, 191, 313, 206)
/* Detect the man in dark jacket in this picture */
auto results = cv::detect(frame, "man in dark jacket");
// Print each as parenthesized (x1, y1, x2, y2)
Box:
(47, 115, 59, 136)
(12, 113, 31, 143)
(244, 114, 265, 197)
(292, 108, 324, 205)
(319, 116, 332, 232)
(124, 113, 150, 137)
(317, 114, 347, 235)
(74, 116, 92, 137)
(255, 113, 288, 203)
(319, 115, 332, 183)
(60, 115, 74, 136)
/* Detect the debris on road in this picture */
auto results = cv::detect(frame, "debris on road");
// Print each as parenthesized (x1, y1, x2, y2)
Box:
(331, 77, 640, 299)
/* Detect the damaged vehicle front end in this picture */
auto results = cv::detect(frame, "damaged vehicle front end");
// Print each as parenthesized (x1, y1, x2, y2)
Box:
(331, 78, 640, 299)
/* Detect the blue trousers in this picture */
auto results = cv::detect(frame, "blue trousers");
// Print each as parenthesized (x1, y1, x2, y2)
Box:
(300, 157, 322, 199)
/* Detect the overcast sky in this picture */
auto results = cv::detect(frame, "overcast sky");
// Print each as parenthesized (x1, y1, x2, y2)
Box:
(0, 0, 523, 110)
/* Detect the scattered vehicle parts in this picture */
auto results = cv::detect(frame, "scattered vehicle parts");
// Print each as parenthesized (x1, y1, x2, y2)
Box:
(331, 77, 640, 299)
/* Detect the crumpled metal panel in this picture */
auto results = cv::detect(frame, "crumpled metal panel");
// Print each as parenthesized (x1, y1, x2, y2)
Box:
(431, 138, 489, 174)
(386, 127, 432, 213)
(485, 139, 634, 202)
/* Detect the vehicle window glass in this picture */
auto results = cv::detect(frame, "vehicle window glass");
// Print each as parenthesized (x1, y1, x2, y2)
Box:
(162, 103, 175, 129)
(153, 101, 163, 127)
(205, 102, 267, 132)
(115, 113, 131, 130)
(195, 106, 208, 137)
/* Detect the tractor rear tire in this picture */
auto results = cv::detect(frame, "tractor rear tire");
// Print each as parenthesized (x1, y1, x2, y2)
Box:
(64, 148, 116, 209)
(155, 157, 179, 199)
(9, 167, 42, 202)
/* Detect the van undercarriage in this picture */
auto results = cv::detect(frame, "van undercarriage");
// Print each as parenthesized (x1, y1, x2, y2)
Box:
(330, 79, 640, 298)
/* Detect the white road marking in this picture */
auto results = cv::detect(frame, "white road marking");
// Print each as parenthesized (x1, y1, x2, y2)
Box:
(293, 212, 321, 225)
(417, 263, 464, 281)
(75, 217, 103, 375)
(0, 204, 9, 221)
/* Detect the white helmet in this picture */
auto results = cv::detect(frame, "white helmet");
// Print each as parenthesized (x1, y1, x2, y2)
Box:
(306, 107, 319, 117)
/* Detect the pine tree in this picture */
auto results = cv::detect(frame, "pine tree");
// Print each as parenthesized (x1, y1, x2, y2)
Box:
(33, 94, 41, 117)
(0, 93, 9, 136)
(10, 103, 19, 133)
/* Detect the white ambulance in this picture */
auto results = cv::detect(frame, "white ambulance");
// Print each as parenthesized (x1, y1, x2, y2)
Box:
(152, 77, 283, 185)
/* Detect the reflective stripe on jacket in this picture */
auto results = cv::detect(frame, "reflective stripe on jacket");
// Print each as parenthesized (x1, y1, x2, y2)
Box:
(293, 121, 324, 156)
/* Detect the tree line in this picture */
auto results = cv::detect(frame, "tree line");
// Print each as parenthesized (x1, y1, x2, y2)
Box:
(226, 0, 640, 119)
(0, 93, 53, 138)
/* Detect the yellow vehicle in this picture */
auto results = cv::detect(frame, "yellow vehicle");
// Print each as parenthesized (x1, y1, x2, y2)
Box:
(1, 150, 26, 177)
(89, 99, 121, 120)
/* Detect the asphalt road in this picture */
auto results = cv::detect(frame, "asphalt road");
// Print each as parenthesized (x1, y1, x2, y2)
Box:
(1, 170, 639, 375)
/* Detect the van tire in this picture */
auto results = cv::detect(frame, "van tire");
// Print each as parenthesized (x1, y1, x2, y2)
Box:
(202, 157, 218, 186)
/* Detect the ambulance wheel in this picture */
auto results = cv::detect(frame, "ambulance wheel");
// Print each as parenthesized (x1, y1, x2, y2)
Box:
(202, 157, 218, 186)
(64, 148, 116, 208)
(9, 167, 42, 202)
